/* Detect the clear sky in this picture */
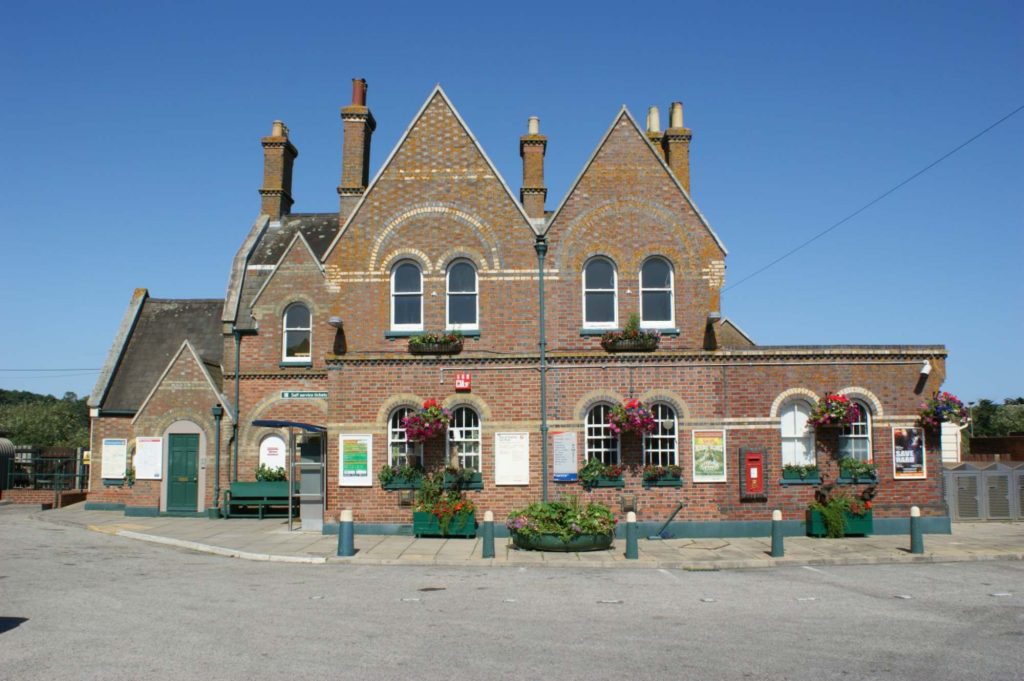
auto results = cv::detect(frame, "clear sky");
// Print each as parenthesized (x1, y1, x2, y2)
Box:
(2, 1, 1021, 403)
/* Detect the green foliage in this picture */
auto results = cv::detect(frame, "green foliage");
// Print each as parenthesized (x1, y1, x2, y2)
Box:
(578, 458, 623, 486)
(970, 398, 1024, 437)
(414, 471, 474, 535)
(0, 390, 88, 447)
(809, 492, 854, 538)
(783, 463, 819, 479)
(838, 458, 877, 480)
(506, 496, 616, 542)
(378, 462, 423, 486)
(123, 465, 136, 488)
(255, 464, 287, 481)
(408, 331, 463, 346)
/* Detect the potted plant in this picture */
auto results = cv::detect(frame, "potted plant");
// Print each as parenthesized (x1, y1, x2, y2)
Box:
(412, 472, 476, 537)
(838, 458, 878, 483)
(918, 391, 968, 429)
(402, 398, 452, 443)
(642, 464, 683, 488)
(608, 399, 658, 436)
(601, 313, 661, 352)
(378, 462, 424, 490)
(782, 463, 820, 482)
(806, 484, 875, 538)
(443, 465, 483, 489)
(808, 393, 862, 428)
(507, 496, 616, 551)
(408, 331, 463, 355)
(578, 458, 625, 489)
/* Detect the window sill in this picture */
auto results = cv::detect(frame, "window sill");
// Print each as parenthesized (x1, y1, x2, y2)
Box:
(580, 327, 618, 336)
(279, 362, 313, 369)
(780, 477, 821, 486)
(642, 327, 680, 336)
(385, 330, 420, 339)
(445, 330, 480, 338)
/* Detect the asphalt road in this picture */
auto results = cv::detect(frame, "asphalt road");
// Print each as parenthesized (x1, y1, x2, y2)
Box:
(1, 505, 1021, 681)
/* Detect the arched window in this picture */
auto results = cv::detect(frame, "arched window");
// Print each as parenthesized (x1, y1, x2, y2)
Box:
(640, 257, 674, 328)
(388, 407, 422, 468)
(446, 261, 478, 330)
(583, 257, 617, 328)
(780, 400, 815, 467)
(839, 400, 872, 461)
(391, 261, 423, 331)
(282, 303, 311, 362)
(448, 406, 481, 471)
(643, 403, 678, 466)
(585, 404, 620, 465)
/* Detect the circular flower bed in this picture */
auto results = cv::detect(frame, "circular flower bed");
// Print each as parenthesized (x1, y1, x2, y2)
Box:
(506, 497, 616, 552)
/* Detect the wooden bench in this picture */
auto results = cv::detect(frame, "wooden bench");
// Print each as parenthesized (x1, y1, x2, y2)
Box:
(222, 481, 296, 519)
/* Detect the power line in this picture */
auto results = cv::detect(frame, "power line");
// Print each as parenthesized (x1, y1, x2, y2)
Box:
(0, 368, 100, 372)
(723, 102, 1024, 293)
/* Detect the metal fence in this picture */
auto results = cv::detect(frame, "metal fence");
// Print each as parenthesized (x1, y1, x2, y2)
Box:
(943, 462, 1024, 521)
(3, 455, 88, 491)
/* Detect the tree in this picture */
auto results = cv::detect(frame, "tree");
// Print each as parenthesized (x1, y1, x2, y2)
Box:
(970, 397, 1024, 437)
(0, 390, 89, 448)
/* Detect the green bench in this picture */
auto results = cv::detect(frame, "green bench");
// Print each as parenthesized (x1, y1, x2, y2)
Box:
(222, 481, 296, 519)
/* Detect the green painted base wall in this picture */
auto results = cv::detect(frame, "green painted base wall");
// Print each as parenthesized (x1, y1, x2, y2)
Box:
(84, 502, 125, 511)
(321, 516, 952, 537)
(124, 506, 159, 517)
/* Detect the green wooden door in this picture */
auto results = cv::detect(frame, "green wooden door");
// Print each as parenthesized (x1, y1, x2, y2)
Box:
(167, 434, 199, 512)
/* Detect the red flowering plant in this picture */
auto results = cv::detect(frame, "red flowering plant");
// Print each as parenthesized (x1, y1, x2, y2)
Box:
(642, 464, 683, 481)
(808, 393, 862, 427)
(402, 398, 452, 443)
(600, 313, 661, 351)
(918, 391, 969, 429)
(415, 472, 475, 535)
(608, 399, 658, 436)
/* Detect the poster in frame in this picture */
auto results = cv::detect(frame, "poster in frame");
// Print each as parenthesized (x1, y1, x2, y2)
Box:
(892, 427, 926, 480)
(692, 429, 727, 483)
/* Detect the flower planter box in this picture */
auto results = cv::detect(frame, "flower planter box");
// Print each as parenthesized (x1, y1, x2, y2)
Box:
(408, 341, 463, 355)
(412, 510, 476, 538)
(443, 471, 483, 490)
(643, 475, 683, 488)
(601, 338, 658, 352)
(382, 476, 422, 490)
(782, 469, 820, 484)
(806, 509, 874, 537)
(511, 532, 614, 552)
(837, 473, 878, 485)
(584, 475, 625, 489)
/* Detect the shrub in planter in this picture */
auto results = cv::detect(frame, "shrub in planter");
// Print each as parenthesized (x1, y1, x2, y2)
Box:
(808, 393, 862, 427)
(838, 458, 877, 481)
(402, 398, 452, 443)
(256, 464, 287, 482)
(642, 464, 683, 487)
(506, 496, 616, 551)
(807, 483, 876, 538)
(408, 331, 463, 355)
(378, 462, 424, 489)
(782, 463, 819, 481)
(413, 472, 475, 537)
(600, 313, 660, 352)
(578, 458, 624, 488)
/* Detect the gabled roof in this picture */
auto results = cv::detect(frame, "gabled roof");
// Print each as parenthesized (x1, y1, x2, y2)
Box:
(248, 231, 325, 308)
(323, 84, 538, 259)
(222, 215, 270, 325)
(131, 340, 233, 424)
(544, 106, 728, 255)
(90, 288, 148, 408)
(99, 297, 224, 412)
(716, 317, 756, 347)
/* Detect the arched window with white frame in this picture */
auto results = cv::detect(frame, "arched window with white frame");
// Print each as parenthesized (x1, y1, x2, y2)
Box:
(391, 260, 423, 331)
(446, 260, 478, 330)
(447, 406, 481, 471)
(839, 400, 872, 461)
(585, 403, 620, 465)
(583, 257, 617, 328)
(780, 399, 816, 466)
(643, 403, 678, 466)
(388, 407, 422, 468)
(640, 257, 674, 328)
(282, 303, 311, 362)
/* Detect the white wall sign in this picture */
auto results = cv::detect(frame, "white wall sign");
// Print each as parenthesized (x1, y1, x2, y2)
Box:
(495, 432, 530, 485)
(134, 437, 163, 480)
(552, 431, 578, 482)
(101, 438, 128, 479)
(259, 435, 287, 470)
(339, 434, 372, 487)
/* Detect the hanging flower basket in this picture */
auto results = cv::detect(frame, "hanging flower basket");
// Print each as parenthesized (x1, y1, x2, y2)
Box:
(808, 393, 862, 428)
(918, 391, 968, 429)
(608, 399, 657, 436)
(600, 314, 661, 352)
(408, 331, 463, 355)
(402, 399, 452, 443)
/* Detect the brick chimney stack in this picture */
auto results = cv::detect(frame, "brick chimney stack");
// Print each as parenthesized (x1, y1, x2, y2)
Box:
(519, 116, 547, 219)
(663, 101, 692, 193)
(338, 78, 376, 220)
(259, 120, 298, 220)
(645, 106, 664, 160)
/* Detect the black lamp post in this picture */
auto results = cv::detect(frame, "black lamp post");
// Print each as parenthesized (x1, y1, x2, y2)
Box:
(211, 404, 224, 516)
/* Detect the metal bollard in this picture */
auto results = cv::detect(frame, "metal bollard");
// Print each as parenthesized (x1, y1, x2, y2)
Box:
(625, 511, 639, 560)
(771, 509, 785, 558)
(910, 506, 924, 554)
(482, 510, 495, 559)
(337, 509, 354, 557)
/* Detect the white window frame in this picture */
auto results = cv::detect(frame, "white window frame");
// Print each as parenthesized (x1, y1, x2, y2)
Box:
(388, 407, 423, 468)
(281, 302, 311, 363)
(447, 406, 481, 472)
(390, 260, 424, 332)
(643, 402, 678, 466)
(639, 256, 675, 329)
(445, 260, 479, 331)
(780, 399, 816, 467)
(585, 403, 620, 465)
(582, 257, 618, 329)
(839, 400, 873, 462)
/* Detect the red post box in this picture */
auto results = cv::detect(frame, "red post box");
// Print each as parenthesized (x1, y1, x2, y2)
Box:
(739, 448, 767, 501)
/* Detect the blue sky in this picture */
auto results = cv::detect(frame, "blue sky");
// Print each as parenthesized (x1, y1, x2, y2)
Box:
(2, 1, 1021, 403)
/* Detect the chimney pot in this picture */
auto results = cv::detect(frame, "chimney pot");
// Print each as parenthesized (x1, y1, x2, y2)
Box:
(669, 102, 684, 129)
(527, 116, 540, 135)
(351, 78, 368, 106)
(646, 106, 661, 134)
(271, 120, 285, 137)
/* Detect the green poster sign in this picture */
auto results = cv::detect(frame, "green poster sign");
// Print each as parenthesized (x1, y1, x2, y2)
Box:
(342, 439, 368, 477)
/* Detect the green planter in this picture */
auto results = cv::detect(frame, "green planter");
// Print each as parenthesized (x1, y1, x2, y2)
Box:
(511, 532, 614, 552)
(412, 510, 477, 538)
(443, 471, 483, 490)
(806, 509, 874, 537)
(782, 469, 820, 483)
(382, 476, 422, 490)
(643, 475, 683, 488)
(584, 475, 625, 489)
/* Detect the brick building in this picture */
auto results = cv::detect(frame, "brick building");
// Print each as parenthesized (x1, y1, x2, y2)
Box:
(87, 79, 951, 535)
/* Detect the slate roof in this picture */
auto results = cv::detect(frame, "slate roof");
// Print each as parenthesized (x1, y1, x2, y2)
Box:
(102, 298, 224, 411)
